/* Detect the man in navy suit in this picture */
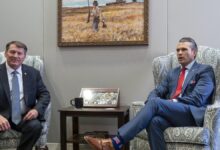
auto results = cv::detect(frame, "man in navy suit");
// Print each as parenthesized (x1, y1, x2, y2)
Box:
(84, 37, 216, 150)
(0, 41, 50, 150)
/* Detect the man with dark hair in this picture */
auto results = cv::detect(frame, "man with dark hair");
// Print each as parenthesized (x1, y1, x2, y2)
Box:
(84, 37, 216, 150)
(0, 41, 50, 150)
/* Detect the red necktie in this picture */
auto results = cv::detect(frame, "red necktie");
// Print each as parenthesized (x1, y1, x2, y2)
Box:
(171, 67, 186, 99)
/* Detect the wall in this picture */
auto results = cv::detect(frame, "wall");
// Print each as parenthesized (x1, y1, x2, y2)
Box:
(0, 0, 219, 142)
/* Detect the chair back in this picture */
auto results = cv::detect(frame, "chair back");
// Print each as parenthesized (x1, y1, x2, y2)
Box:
(152, 46, 220, 105)
(0, 51, 43, 76)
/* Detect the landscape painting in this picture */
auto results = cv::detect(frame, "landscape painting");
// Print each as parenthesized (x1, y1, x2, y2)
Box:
(58, 0, 148, 46)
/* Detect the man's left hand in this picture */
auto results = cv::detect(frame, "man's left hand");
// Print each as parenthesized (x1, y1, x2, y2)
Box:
(23, 109, 39, 121)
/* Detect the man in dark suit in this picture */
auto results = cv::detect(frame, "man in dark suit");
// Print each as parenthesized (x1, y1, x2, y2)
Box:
(0, 41, 50, 150)
(84, 37, 216, 150)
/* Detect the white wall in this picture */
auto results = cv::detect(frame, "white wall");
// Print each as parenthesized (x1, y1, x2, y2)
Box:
(167, 0, 220, 52)
(0, 0, 220, 143)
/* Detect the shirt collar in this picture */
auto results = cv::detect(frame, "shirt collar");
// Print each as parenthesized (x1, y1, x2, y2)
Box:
(6, 62, 22, 75)
(182, 60, 195, 70)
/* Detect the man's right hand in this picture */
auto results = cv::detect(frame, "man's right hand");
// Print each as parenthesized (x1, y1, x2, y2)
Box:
(0, 115, 11, 131)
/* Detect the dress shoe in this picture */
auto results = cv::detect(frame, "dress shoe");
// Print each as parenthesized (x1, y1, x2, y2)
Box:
(84, 136, 115, 150)
(35, 145, 49, 150)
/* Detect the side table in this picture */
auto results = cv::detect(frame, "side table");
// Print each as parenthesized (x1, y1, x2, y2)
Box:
(59, 106, 130, 150)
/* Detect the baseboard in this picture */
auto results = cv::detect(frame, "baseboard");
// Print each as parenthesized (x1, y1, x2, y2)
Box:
(47, 143, 91, 150)
(1, 143, 91, 150)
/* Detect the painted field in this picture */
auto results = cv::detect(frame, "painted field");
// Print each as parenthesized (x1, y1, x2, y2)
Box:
(61, 2, 144, 43)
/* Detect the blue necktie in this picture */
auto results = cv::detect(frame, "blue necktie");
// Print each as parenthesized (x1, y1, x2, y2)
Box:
(11, 71, 21, 125)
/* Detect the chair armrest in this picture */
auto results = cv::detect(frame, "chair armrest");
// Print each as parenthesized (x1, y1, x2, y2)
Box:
(35, 102, 51, 147)
(204, 105, 220, 149)
(132, 101, 145, 106)
(131, 101, 145, 117)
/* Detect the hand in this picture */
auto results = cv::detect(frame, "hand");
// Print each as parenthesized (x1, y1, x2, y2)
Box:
(0, 115, 11, 131)
(23, 109, 39, 121)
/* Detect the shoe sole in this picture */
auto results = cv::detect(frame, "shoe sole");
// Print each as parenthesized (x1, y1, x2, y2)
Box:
(84, 136, 100, 150)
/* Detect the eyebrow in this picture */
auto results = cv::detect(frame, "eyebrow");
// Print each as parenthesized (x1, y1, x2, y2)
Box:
(176, 48, 187, 51)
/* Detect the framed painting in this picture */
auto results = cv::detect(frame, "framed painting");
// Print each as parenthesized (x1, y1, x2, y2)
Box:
(79, 88, 120, 107)
(57, 0, 148, 46)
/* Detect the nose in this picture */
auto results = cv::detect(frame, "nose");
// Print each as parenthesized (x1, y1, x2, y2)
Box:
(12, 52, 19, 57)
(177, 50, 183, 55)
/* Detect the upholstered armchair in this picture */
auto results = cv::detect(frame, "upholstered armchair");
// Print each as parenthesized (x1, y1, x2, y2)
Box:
(0, 51, 51, 149)
(130, 46, 220, 150)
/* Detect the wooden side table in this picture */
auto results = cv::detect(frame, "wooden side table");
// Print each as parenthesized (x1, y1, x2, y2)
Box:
(59, 106, 130, 150)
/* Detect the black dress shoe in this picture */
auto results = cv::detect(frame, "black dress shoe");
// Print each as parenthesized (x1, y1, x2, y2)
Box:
(35, 145, 49, 150)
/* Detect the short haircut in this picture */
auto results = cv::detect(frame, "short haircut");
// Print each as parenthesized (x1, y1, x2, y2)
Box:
(179, 37, 198, 53)
(6, 41, 28, 53)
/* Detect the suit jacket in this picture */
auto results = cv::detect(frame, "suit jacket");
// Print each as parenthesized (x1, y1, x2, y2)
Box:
(147, 61, 216, 126)
(0, 63, 50, 121)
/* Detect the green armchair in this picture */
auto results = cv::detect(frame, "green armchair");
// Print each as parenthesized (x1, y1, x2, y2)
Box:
(130, 46, 220, 150)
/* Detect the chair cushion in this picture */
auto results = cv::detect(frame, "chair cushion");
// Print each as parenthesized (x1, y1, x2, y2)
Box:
(0, 130, 21, 149)
(164, 127, 210, 145)
(0, 130, 21, 139)
(23, 55, 43, 72)
(136, 129, 148, 141)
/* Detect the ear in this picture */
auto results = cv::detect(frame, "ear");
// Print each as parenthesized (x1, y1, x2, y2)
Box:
(4, 50, 7, 57)
(192, 49, 197, 58)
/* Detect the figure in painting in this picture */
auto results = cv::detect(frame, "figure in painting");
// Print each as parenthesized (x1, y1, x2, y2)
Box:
(89, 0, 106, 32)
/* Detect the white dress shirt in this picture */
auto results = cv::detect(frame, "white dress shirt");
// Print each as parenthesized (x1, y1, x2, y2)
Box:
(6, 62, 28, 114)
(172, 60, 195, 102)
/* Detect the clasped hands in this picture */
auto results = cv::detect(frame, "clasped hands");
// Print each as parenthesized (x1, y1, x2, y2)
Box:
(0, 109, 38, 131)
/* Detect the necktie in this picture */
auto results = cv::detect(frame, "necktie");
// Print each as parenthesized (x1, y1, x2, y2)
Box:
(11, 71, 21, 125)
(171, 67, 186, 99)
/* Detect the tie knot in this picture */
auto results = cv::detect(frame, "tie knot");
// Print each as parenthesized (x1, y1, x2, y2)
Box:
(181, 67, 186, 72)
(12, 71, 18, 75)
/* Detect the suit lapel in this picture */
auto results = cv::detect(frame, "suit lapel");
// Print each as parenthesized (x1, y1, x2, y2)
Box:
(0, 63, 11, 103)
(22, 65, 29, 101)
(170, 67, 181, 97)
(182, 62, 198, 93)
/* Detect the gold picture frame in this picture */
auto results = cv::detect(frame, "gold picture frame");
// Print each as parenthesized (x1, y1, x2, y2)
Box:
(80, 88, 120, 107)
(57, 0, 148, 46)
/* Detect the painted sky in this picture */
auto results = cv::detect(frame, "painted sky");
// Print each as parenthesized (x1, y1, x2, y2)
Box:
(63, 0, 144, 7)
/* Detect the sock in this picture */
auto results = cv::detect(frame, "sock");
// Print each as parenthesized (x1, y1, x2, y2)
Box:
(111, 135, 124, 150)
